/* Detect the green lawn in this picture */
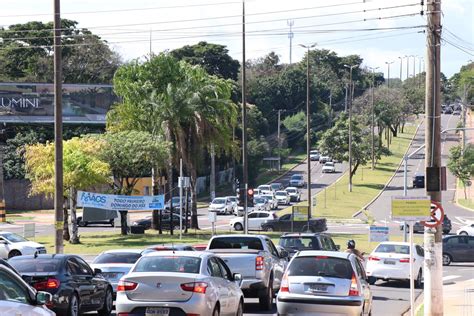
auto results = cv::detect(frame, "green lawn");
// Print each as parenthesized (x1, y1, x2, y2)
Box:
(279, 123, 420, 220)
(458, 198, 474, 211)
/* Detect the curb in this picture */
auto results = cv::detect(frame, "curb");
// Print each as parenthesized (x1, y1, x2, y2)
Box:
(402, 291, 424, 316)
(352, 118, 424, 218)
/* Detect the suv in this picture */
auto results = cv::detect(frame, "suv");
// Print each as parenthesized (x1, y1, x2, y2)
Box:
(400, 214, 452, 234)
(289, 174, 305, 187)
(412, 174, 425, 188)
(278, 233, 340, 258)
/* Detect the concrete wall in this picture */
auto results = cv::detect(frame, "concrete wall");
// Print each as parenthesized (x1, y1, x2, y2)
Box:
(5, 179, 53, 210)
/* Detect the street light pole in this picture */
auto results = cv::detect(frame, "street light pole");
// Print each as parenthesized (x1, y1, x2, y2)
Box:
(368, 66, 379, 170)
(241, 0, 249, 234)
(398, 56, 403, 83)
(405, 55, 410, 80)
(385, 61, 394, 88)
(344, 64, 358, 192)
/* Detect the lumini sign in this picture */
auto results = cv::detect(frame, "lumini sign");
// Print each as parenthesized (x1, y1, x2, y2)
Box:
(0, 97, 40, 109)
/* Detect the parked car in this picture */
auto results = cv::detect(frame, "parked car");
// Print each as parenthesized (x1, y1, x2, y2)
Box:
(142, 244, 195, 255)
(278, 233, 340, 257)
(289, 174, 305, 187)
(209, 197, 235, 215)
(284, 187, 301, 202)
(9, 254, 113, 316)
(275, 190, 290, 205)
(77, 216, 115, 227)
(229, 211, 277, 231)
(319, 155, 331, 164)
(270, 182, 284, 191)
(76, 207, 117, 227)
(310, 150, 321, 161)
(0, 265, 54, 316)
(90, 249, 143, 296)
(254, 196, 271, 212)
(442, 235, 474, 265)
(322, 161, 336, 173)
(261, 213, 327, 233)
(115, 251, 244, 316)
(400, 214, 452, 234)
(456, 223, 474, 236)
(132, 213, 189, 230)
(257, 184, 273, 195)
(207, 235, 288, 311)
(365, 242, 424, 288)
(260, 193, 279, 210)
(0, 232, 46, 259)
(412, 173, 425, 188)
(164, 196, 191, 212)
(277, 251, 373, 316)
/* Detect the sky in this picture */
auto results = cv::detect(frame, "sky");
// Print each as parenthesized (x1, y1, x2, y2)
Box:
(1, 0, 473, 79)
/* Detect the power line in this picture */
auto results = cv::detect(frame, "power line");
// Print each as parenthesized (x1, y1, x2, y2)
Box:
(441, 37, 474, 56)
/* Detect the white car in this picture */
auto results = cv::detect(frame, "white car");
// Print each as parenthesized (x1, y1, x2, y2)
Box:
(116, 251, 244, 316)
(254, 196, 271, 212)
(310, 150, 320, 161)
(285, 187, 301, 202)
(0, 232, 46, 259)
(289, 174, 305, 187)
(275, 190, 290, 205)
(260, 194, 279, 210)
(209, 197, 234, 215)
(457, 223, 474, 236)
(257, 185, 273, 195)
(366, 242, 424, 288)
(226, 196, 239, 215)
(230, 211, 277, 231)
(322, 161, 336, 173)
(319, 155, 332, 164)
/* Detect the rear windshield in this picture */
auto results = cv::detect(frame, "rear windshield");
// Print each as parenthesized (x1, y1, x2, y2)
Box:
(280, 237, 321, 251)
(375, 244, 410, 254)
(275, 192, 286, 196)
(288, 256, 353, 279)
(10, 258, 61, 273)
(254, 197, 266, 204)
(134, 256, 201, 274)
(286, 189, 296, 193)
(291, 175, 303, 180)
(93, 252, 141, 264)
(209, 237, 264, 250)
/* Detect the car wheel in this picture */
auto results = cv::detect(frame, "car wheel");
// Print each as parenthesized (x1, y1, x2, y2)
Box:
(415, 269, 423, 289)
(264, 226, 274, 232)
(442, 253, 452, 266)
(234, 223, 243, 231)
(459, 231, 468, 236)
(109, 219, 115, 227)
(368, 276, 376, 285)
(443, 230, 450, 234)
(98, 287, 113, 316)
(259, 278, 273, 311)
(8, 250, 21, 258)
(67, 293, 79, 316)
(236, 299, 244, 316)
(212, 304, 220, 316)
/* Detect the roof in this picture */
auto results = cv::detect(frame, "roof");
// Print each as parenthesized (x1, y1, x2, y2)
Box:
(294, 250, 350, 259)
(141, 251, 210, 258)
(99, 249, 143, 254)
(8, 254, 72, 260)
(211, 234, 267, 239)
(281, 233, 328, 237)
(376, 241, 411, 246)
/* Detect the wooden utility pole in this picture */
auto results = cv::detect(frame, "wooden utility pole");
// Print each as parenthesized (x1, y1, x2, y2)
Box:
(241, 0, 248, 233)
(424, 0, 443, 315)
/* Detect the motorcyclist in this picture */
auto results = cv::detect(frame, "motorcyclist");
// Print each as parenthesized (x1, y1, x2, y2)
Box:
(345, 239, 364, 261)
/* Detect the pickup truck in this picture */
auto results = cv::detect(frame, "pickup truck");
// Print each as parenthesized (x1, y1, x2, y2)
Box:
(206, 234, 288, 311)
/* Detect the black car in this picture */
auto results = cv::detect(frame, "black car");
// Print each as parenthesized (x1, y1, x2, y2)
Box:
(132, 213, 189, 230)
(400, 214, 452, 234)
(8, 254, 113, 316)
(260, 213, 327, 233)
(412, 174, 425, 188)
(442, 235, 474, 265)
(278, 233, 340, 257)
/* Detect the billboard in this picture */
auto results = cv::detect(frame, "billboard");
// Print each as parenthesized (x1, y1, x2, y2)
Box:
(77, 191, 165, 211)
(391, 197, 431, 221)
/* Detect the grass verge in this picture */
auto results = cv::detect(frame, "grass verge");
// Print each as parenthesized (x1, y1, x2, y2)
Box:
(458, 198, 474, 211)
(256, 153, 307, 185)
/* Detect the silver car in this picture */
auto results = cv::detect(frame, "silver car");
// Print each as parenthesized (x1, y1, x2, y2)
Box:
(116, 251, 244, 316)
(277, 251, 373, 316)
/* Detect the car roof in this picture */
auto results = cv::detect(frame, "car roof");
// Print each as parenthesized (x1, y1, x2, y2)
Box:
(294, 250, 350, 259)
(376, 241, 411, 246)
(285, 187, 298, 190)
(100, 249, 143, 254)
(9, 254, 72, 260)
(146, 244, 192, 249)
(212, 234, 266, 238)
(141, 251, 210, 258)
(281, 233, 328, 237)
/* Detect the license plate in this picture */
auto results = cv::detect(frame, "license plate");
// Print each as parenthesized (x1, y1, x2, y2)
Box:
(307, 284, 328, 292)
(384, 260, 396, 265)
(146, 307, 170, 316)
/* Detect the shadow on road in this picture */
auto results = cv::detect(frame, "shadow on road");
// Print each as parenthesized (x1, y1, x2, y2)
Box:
(243, 302, 277, 314)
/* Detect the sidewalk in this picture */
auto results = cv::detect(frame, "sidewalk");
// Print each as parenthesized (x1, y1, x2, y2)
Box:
(443, 278, 474, 315)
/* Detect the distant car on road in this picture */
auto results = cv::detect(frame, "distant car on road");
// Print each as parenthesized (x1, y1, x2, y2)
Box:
(253, 196, 271, 212)
(257, 184, 273, 195)
(261, 213, 327, 233)
(226, 196, 239, 214)
(229, 211, 277, 231)
(456, 223, 474, 236)
(275, 190, 291, 205)
(209, 197, 234, 215)
(444, 107, 453, 114)
(310, 150, 320, 161)
(412, 173, 425, 188)
(260, 194, 279, 210)
(442, 235, 474, 265)
(277, 251, 373, 316)
(289, 174, 305, 187)
(319, 155, 331, 164)
(0, 232, 46, 259)
(365, 242, 424, 288)
(322, 161, 336, 173)
(284, 187, 301, 202)
(400, 214, 452, 234)
(270, 182, 284, 191)
(278, 233, 340, 258)
(132, 213, 189, 231)
(452, 109, 461, 115)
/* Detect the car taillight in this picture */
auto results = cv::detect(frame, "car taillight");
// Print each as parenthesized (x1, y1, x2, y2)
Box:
(34, 278, 60, 290)
(399, 258, 411, 263)
(273, 213, 277, 219)
(181, 282, 208, 294)
(369, 256, 380, 261)
(117, 280, 138, 292)
(348, 273, 359, 296)
(280, 273, 289, 292)
(256, 256, 264, 270)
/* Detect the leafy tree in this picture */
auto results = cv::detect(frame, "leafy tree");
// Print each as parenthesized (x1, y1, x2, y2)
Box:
(248, 137, 270, 186)
(282, 111, 306, 149)
(448, 144, 474, 199)
(24, 138, 110, 243)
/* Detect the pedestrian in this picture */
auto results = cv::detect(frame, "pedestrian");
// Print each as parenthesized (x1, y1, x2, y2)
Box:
(345, 239, 365, 261)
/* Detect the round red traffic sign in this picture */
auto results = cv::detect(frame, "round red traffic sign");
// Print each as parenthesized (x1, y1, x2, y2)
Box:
(421, 201, 444, 228)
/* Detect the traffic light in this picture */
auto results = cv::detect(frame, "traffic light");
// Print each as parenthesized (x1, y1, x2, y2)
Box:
(247, 188, 254, 207)
(238, 188, 245, 207)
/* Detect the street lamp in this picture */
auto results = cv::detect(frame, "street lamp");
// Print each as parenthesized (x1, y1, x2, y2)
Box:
(299, 43, 317, 227)
(398, 56, 404, 82)
(385, 61, 394, 88)
(412, 55, 417, 78)
(405, 55, 410, 81)
(368, 66, 379, 170)
(344, 63, 358, 192)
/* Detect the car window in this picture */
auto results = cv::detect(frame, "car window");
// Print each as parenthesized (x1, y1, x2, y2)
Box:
(9, 258, 61, 273)
(74, 257, 93, 275)
(326, 237, 337, 250)
(280, 214, 291, 221)
(279, 237, 320, 250)
(0, 270, 30, 304)
(265, 239, 279, 257)
(215, 257, 232, 280)
(445, 237, 460, 244)
(208, 258, 223, 278)
(67, 259, 82, 275)
(415, 245, 424, 257)
(135, 256, 201, 274)
(259, 213, 270, 218)
(288, 256, 353, 279)
(209, 237, 264, 250)
(93, 252, 141, 264)
(354, 258, 363, 277)
(248, 213, 258, 219)
(355, 259, 367, 279)
(374, 244, 410, 254)
(320, 236, 331, 250)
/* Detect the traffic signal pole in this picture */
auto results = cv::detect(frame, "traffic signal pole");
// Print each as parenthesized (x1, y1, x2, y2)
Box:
(241, 0, 249, 234)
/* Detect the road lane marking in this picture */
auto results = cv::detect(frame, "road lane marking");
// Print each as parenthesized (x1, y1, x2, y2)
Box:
(442, 275, 461, 281)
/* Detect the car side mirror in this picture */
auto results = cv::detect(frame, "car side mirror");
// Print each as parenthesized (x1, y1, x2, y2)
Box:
(233, 273, 243, 286)
(279, 249, 289, 259)
(36, 291, 52, 305)
(0, 240, 6, 244)
(93, 268, 102, 275)
(336, 245, 341, 250)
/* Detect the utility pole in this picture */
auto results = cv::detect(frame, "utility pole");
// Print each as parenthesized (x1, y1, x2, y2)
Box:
(398, 56, 403, 83)
(424, 0, 443, 315)
(385, 61, 394, 88)
(241, 0, 249, 234)
(413, 55, 417, 79)
(0, 146, 5, 223)
(53, 0, 64, 254)
(210, 144, 216, 200)
(345, 64, 358, 192)
(344, 84, 348, 112)
(277, 109, 282, 172)
(287, 20, 294, 64)
(406, 55, 410, 80)
(149, 28, 152, 57)
(369, 66, 379, 170)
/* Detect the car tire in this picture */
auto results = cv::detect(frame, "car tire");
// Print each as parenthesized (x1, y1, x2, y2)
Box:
(98, 287, 113, 316)
(368, 276, 376, 285)
(415, 269, 423, 289)
(234, 223, 243, 231)
(67, 293, 79, 316)
(109, 220, 115, 227)
(212, 304, 220, 316)
(459, 231, 468, 236)
(8, 250, 21, 259)
(259, 278, 273, 311)
(264, 226, 274, 232)
(236, 299, 244, 316)
(442, 253, 452, 266)
(443, 229, 450, 234)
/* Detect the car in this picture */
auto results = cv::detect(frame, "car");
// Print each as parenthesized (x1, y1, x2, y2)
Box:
(444, 107, 453, 114)
(284, 187, 301, 202)
(412, 173, 425, 188)
(274, 190, 290, 205)
(310, 150, 320, 161)
(400, 214, 452, 234)
(322, 161, 336, 173)
(319, 155, 331, 164)
(261, 213, 327, 233)
(253, 196, 271, 212)
(226, 196, 239, 214)
(289, 174, 305, 187)
(90, 249, 143, 296)
(9, 254, 113, 316)
(141, 244, 196, 255)
(229, 211, 277, 231)
(132, 213, 189, 230)
(453, 109, 461, 115)
(257, 184, 273, 195)
(0, 231, 47, 259)
(260, 193, 279, 210)
(0, 265, 55, 316)
(456, 223, 474, 236)
(77, 216, 115, 227)
(278, 233, 340, 257)
(270, 182, 284, 191)
(164, 196, 191, 212)
(209, 197, 234, 215)
(115, 251, 245, 316)
(277, 251, 373, 316)
(442, 235, 474, 265)
(365, 242, 424, 288)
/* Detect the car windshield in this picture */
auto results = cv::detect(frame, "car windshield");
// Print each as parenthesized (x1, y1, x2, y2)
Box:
(288, 256, 353, 279)
(310, 150, 319, 154)
(133, 256, 201, 274)
(271, 184, 281, 189)
(291, 175, 303, 180)
(286, 189, 296, 193)
(280, 237, 321, 250)
(259, 185, 271, 190)
(212, 198, 226, 204)
(227, 197, 237, 202)
(375, 244, 411, 254)
(324, 162, 334, 167)
(275, 192, 286, 196)
(254, 197, 266, 204)
(93, 252, 142, 264)
(10, 258, 62, 273)
(0, 233, 27, 243)
(209, 237, 264, 250)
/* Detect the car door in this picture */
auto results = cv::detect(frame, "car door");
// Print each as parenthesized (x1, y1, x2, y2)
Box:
(354, 258, 372, 314)
(247, 212, 260, 230)
(75, 256, 107, 309)
(257, 212, 272, 229)
(215, 257, 240, 314)
(208, 257, 230, 314)
(67, 258, 93, 308)
(0, 237, 9, 259)
(467, 237, 474, 262)
(445, 237, 464, 261)
(264, 238, 285, 288)
(277, 214, 292, 232)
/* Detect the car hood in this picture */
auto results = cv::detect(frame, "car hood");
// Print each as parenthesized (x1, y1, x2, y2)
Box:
(210, 203, 225, 208)
(12, 241, 44, 249)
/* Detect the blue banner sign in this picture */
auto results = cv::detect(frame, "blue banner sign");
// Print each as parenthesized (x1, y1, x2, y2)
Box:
(369, 226, 389, 242)
(77, 191, 164, 211)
